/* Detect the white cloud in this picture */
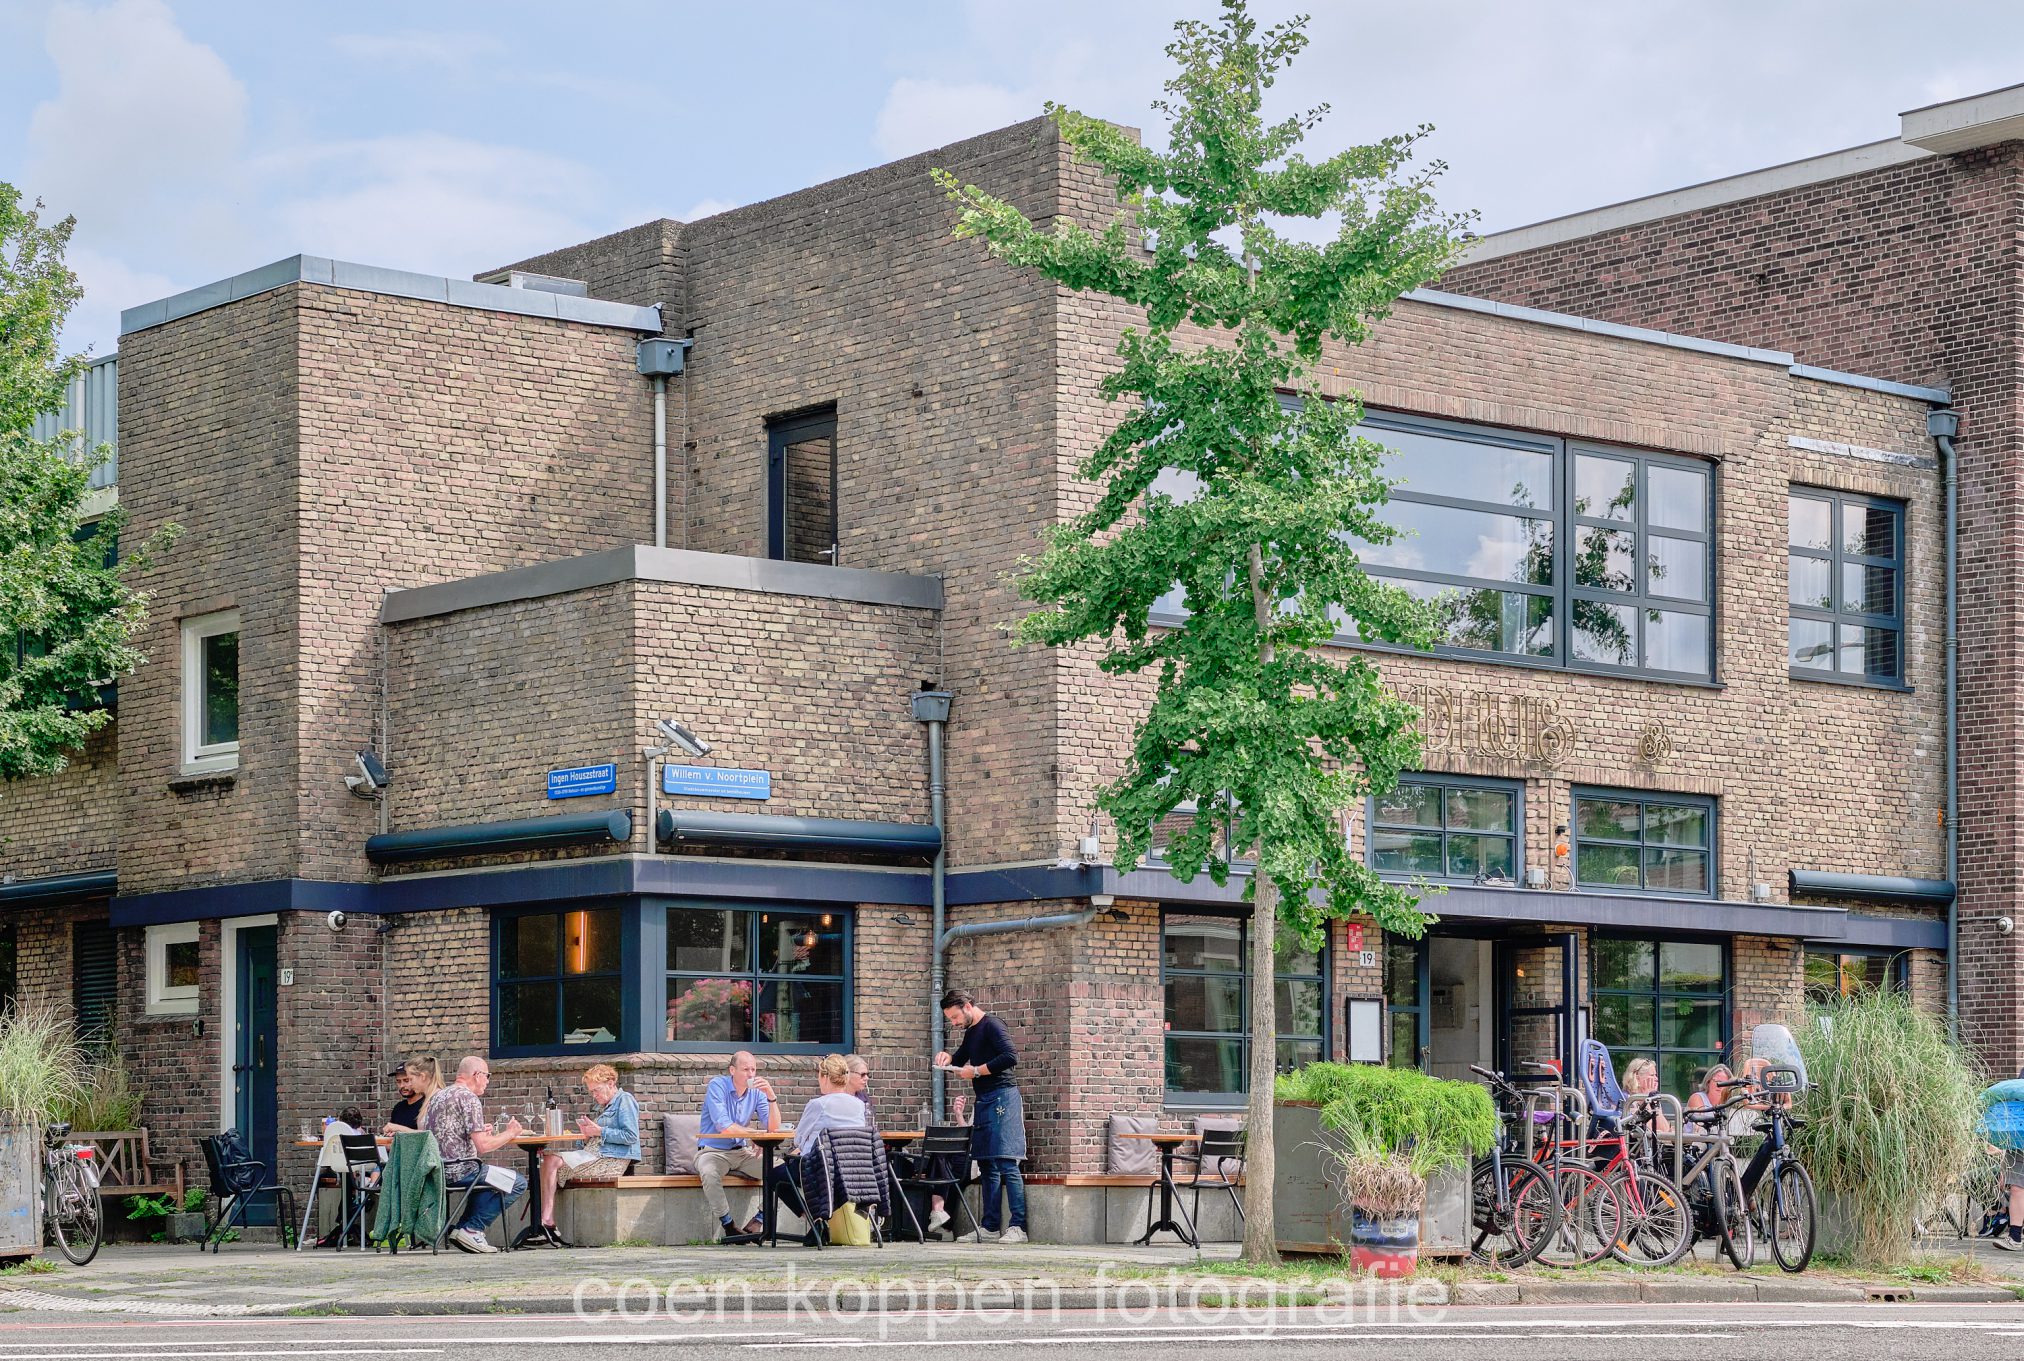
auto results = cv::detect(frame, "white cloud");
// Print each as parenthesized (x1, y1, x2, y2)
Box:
(59, 247, 180, 359)
(678, 198, 739, 223)
(872, 78, 1041, 160)
(328, 29, 503, 72)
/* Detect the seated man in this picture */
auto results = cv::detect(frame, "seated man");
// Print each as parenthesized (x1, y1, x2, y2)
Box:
(421, 1055, 526, 1254)
(383, 1062, 426, 1135)
(699, 1050, 779, 1240)
(768, 1053, 867, 1238)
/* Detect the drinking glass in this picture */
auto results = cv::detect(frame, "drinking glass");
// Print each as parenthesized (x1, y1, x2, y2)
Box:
(299, 1121, 315, 1142)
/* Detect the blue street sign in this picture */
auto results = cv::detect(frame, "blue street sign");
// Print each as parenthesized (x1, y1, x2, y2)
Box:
(663, 765, 771, 800)
(547, 763, 618, 800)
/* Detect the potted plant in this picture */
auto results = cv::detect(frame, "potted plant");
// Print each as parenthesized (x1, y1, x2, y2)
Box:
(0, 1007, 86, 1261)
(1276, 1062, 1497, 1276)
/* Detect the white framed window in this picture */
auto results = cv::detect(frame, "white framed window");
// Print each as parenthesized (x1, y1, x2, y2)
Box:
(180, 610, 240, 773)
(145, 922, 200, 1016)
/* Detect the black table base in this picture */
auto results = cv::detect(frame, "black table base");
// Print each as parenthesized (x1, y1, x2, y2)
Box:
(1134, 1143, 1200, 1247)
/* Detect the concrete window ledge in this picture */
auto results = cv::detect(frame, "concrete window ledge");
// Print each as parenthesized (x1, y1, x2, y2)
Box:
(167, 771, 236, 794)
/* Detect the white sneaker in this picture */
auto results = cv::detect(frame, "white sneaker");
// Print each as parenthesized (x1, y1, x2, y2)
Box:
(998, 1227, 1028, 1244)
(449, 1227, 498, 1254)
(927, 1208, 951, 1235)
(1996, 1235, 2023, 1251)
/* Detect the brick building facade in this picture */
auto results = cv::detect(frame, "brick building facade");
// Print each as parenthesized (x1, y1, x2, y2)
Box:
(0, 117, 1959, 1234)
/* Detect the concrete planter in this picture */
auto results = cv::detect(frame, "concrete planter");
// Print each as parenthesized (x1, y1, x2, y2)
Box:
(0, 1123, 40, 1263)
(165, 1212, 208, 1243)
(1271, 1102, 1469, 1257)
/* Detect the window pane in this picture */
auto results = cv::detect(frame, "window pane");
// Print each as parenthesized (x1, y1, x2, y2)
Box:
(1788, 556, 1831, 610)
(1166, 974, 1244, 1033)
(1645, 802, 1708, 847)
(1167, 1036, 1245, 1094)
(1272, 933, 1324, 978)
(1843, 503, 1896, 558)
(1164, 915, 1244, 972)
(1661, 999, 1723, 1051)
(1445, 787, 1513, 833)
(757, 980, 845, 1045)
(1373, 426, 1553, 510)
(1594, 937, 1655, 992)
(1577, 797, 1640, 841)
(667, 976, 753, 1044)
(1659, 941, 1723, 991)
(1843, 953, 1895, 994)
(202, 632, 239, 746)
(668, 910, 751, 973)
(757, 912, 845, 976)
(561, 976, 622, 1045)
(1788, 494, 1832, 550)
(1837, 624, 1900, 679)
(783, 433, 836, 566)
(1385, 936, 1419, 1008)
(1662, 1052, 1714, 1101)
(1276, 979, 1324, 1038)
(1276, 1038, 1323, 1075)
(500, 915, 557, 979)
(1647, 465, 1707, 532)
(1570, 599, 1637, 666)
(1644, 847, 1709, 894)
(1597, 994, 1657, 1049)
(499, 981, 559, 1048)
(1372, 829, 1443, 875)
(165, 940, 201, 990)
(1575, 455, 1636, 521)
(1788, 616, 1834, 670)
(1649, 534, 1707, 602)
(1375, 784, 1441, 828)
(561, 909, 621, 975)
(1573, 526, 1636, 592)
(1643, 609, 1709, 674)
(1388, 1012, 1419, 1069)
(1577, 843, 1642, 888)
(1446, 832, 1514, 881)
(1803, 950, 1841, 1004)
(1364, 502, 1552, 585)
(1842, 561, 1897, 616)
(1395, 578, 1555, 657)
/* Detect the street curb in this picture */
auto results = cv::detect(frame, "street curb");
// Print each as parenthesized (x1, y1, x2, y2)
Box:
(1452, 1279, 2019, 1306)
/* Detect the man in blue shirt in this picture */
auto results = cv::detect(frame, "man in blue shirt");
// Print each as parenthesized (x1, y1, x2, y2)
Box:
(699, 1050, 778, 1238)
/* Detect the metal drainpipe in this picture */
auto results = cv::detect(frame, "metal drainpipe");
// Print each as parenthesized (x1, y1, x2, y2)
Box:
(653, 376, 668, 549)
(1930, 408, 1962, 1040)
(913, 690, 953, 1118)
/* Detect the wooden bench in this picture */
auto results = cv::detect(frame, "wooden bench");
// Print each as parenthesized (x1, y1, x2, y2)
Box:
(1030, 1173, 1246, 1188)
(71, 1130, 184, 1201)
(559, 1173, 758, 1190)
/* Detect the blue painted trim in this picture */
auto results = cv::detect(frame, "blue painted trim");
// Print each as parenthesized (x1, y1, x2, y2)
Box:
(111, 879, 376, 927)
(1789, 869, 1955, 906)
(366, 810, 631, 865)
(1836, 912, 1946, 951)
(0, 870, 116, 908)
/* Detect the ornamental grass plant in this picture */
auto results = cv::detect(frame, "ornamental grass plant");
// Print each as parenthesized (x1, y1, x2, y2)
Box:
(56, 1045, 144, 1132)
(1792, 990, 1981, 1267)
(1279, 1060, 1499, 1215)
(0, 1006, 86, 1128)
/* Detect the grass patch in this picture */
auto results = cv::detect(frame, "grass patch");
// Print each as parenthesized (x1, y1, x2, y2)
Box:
(606, 1238, 656, 1249)
(0, 1258, 57, 1276)
(285, 1303, 347, 1317)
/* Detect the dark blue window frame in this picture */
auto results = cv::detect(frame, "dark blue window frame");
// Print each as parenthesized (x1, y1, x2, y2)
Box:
(490, 901, 639, 1058)
(1367, 774, 1525, 887)
(657, 899, 854, 1056)
(1160, 906, 1329, 1105)
(1589, 932, 1732, 1102)
(1787, 487, 1905, 688)
(766, 408, 839, 566)
(1571, 787, 1718, 899)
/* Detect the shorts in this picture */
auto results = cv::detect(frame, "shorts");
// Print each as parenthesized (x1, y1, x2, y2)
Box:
(561, 1156, 634, 1184)
(2002, 1151, 2024, 1191)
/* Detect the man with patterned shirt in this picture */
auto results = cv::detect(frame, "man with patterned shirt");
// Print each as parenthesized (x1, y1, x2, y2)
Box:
(421, 1056, 527, 1253)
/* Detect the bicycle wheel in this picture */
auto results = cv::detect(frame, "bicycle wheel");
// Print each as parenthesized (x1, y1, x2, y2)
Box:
(48, 1158, 101, 1266)
(1537, 1165, 1622, 1267)
(1469, 1155, 1560, 1268)
(1713, 1161, 1753, 1270)
(1765, 1160, 1816, 1273)
(1608, 1165, 1693, 1268)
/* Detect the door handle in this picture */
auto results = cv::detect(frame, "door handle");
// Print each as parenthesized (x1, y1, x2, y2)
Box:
(256, 1035, 267, 1068)
(232, 1064, 251, 1074)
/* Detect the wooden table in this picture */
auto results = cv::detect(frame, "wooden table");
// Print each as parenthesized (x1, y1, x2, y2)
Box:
(505, 1131, 589, 1250)
(1118, 1132, 1201, 1247)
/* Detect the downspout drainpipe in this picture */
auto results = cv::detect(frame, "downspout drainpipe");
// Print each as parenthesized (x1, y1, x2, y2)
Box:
(913, 690, 953, 1119)
(1930, 408, 1962, 1040)
(652, 375, 668, 548)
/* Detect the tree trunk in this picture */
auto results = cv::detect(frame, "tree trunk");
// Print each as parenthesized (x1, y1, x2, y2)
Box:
(1241, 538, 1281, 1264)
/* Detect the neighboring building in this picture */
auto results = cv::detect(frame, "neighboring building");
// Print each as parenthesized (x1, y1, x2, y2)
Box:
(0, 118, 1955, 1235)
(1443, 81, 2024, 1070)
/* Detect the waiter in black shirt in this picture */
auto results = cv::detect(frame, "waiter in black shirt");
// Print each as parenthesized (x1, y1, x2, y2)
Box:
(936, 989, 1028, 1242)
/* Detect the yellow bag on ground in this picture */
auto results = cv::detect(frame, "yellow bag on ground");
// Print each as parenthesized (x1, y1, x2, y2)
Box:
(827, 1202, 873, 1246)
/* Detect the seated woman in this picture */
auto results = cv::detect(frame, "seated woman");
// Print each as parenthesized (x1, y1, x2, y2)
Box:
(1684, 1063, 1734, 1117)
(535, 1062, 641, 1247)
(1621, 1056, 1670, 1134)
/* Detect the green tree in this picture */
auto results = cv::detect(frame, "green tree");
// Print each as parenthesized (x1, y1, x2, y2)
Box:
(0, 185, 172, 780)
(935, 2, 1471, 1260)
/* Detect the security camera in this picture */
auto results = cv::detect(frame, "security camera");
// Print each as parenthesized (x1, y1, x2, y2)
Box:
(345, 749, 390, 799)
(327, 910, 348, 933)
(2000, 917, 2015, 936)
(654, 719, 711, 758)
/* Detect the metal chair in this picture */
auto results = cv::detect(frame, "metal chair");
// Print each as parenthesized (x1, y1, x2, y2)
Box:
(1187, 1125, 1247, 1230)
(336, 1133, 383, 1250)
(897, 1125, 981, 1243)
(197, 1132, 298, 1252)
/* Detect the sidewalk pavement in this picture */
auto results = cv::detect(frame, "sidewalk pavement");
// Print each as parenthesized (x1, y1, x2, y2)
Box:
(0, 1240, 2012, 1317)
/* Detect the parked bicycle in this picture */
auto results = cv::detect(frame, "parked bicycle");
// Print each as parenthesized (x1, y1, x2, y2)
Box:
(1671, 1082, 1756, 1269)
(1466, 1063, 1562, 1267)
(1731, 1028, 1817, 1273)
(42, 1121, 101, 1266)
(1571, 1040, 1694, 1268)
(1518, 1060, 1623, 1267)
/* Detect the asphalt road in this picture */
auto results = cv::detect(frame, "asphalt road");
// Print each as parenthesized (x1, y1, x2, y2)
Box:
(2, 1303, 2024, 1359)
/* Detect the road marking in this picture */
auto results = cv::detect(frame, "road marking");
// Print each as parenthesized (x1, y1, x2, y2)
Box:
(752, 1331, 1742, 1348)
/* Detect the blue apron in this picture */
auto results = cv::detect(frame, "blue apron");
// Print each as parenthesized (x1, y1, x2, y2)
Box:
(970, 1086, 1027, 1162)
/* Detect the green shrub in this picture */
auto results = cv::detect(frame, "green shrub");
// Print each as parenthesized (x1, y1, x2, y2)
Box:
(1793, 990, 1981, 1267)
(1276, 1060, 1498, 1180)
(55, 1046, 144, 1132)
(0, 1006, 85, 1126)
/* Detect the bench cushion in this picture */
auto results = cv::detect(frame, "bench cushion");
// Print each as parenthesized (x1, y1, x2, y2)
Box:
(662, 1113, 701, 1175)
(1106, 1114, 1159, 1176)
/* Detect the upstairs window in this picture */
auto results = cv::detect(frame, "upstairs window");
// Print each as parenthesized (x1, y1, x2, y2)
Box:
(1573, 789, 1714, 896)
(1369, 776, 1520, 885)
(180, 609, 239, 773)
(1788, 490, 1903, 685)
(1161, 910, 1326, 1101)
(767, 409, 838, 566)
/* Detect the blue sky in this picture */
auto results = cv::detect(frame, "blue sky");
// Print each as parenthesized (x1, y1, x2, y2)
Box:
(6, 0, 2024, 355)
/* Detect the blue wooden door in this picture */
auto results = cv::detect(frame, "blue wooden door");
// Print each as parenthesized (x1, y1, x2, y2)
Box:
(233, 926, 279, 1223)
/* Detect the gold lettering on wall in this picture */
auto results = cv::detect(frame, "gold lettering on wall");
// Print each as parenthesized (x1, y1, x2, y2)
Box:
(1391, 683, 1577, 769)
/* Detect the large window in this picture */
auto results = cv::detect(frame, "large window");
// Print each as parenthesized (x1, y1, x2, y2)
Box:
(1357, 415, 1714, 681)
(1369, 776, 1520, 884)
(1592, 936, 1727, 1099)
(1788, 489, 1903, 685)
(1803, 948, 1907, 1005)
(1573, 789, 1714, 896)
(179, 609, 239, 773)
(666, 906, 848, 1052)
(495, 908, 626, 1054)
(767, 408, 839, 566)
(1162, 911, 1326, 1101)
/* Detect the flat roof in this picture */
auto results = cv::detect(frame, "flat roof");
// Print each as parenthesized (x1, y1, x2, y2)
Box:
(120, 255, 662, 337)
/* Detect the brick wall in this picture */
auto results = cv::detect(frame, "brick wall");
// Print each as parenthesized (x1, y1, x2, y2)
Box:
(0, 726, 116, 879)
